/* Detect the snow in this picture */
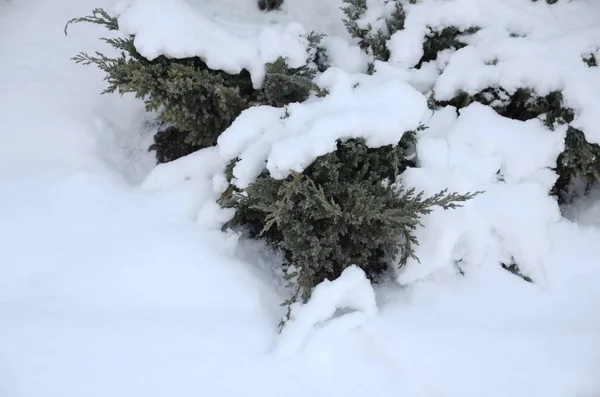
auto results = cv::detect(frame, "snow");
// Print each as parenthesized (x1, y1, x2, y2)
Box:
(275, 265, 377, 358)
(2, 0, 600, 396)
(217, 66, 427, 188)
(322, 36, 369, 73)
(394, 103, 565, 283)
(116, 0, 312, 87)
(566, 185, 600, 226)
(389, 0, 600, 143)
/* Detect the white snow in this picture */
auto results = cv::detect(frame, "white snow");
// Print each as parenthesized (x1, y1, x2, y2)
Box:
(143, 146, 224, 191)
(2, 0, 600, 396)
(217, 66, 427, 188)
(274, 265, 377, 358)
(389, 0, 600, 143)
(115, 0, 312, 87)
(395, 103, 565, 283)
(322, 36, 369, 73)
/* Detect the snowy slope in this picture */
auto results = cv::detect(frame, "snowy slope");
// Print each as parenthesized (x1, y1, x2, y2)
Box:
(1, 0, 600, 396)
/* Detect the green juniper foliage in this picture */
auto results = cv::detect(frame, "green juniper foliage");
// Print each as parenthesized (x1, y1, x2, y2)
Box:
(432, 87, 600, 203)
(149, 125, 203, 164)
(341, 0, 478, 70)
(583, 52, 598, 67)
(418, 26, 480, 68)
(553, 127, 600, 200)
(341, 0, 407, 65)
(501, 258, 533, 283)
(257, 55, 328, 107)
(258, 0, 284, 11)
(70, 5, 482, 329)
(219, 133, 480, 326)
(341, 0, 371, 55)
(65, 8, 325, 163)
(305, 31, 330, 73)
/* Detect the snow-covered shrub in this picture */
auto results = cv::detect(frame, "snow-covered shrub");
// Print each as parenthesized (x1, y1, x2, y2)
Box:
(219, 132, 478, 321)
(392, 0, 600, 208)
(431, 87, 600, 203)
(256, 55, 328, 107)
(555, 127, 600, 202)
(583, 52, 597, 67)
(342, 0, 478, 72)
(341, 0, 407, 64)
(417, 26, 480, 68)
(65, 8, 325, 163)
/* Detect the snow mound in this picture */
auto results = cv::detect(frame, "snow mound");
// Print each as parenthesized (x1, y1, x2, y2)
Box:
(274, 265, 377, 358)
(397, 103, 564, 284)
(142, 147, 240, 230)
(142, 147, 224, 191)
(217, 67, 428, 188)
(116, 0, 310, 87)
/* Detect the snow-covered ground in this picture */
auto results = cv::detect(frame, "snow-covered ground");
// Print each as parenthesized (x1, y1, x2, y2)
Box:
(1, 0, 600, 396)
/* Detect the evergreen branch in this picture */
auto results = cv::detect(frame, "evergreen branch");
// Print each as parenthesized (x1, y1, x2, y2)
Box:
(64, 8, 119, 36)
(278, 283, 301, 331)
(265, 72, 320, 92)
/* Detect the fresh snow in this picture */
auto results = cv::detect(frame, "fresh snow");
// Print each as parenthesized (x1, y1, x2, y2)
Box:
(396, 103, 565, 283)
(116, 0, 311, 87)
(274, 265, 377, 358)
(390, 0, 600, 143)
(217, 67, 426, 188)
(1, 0, 600, 396)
